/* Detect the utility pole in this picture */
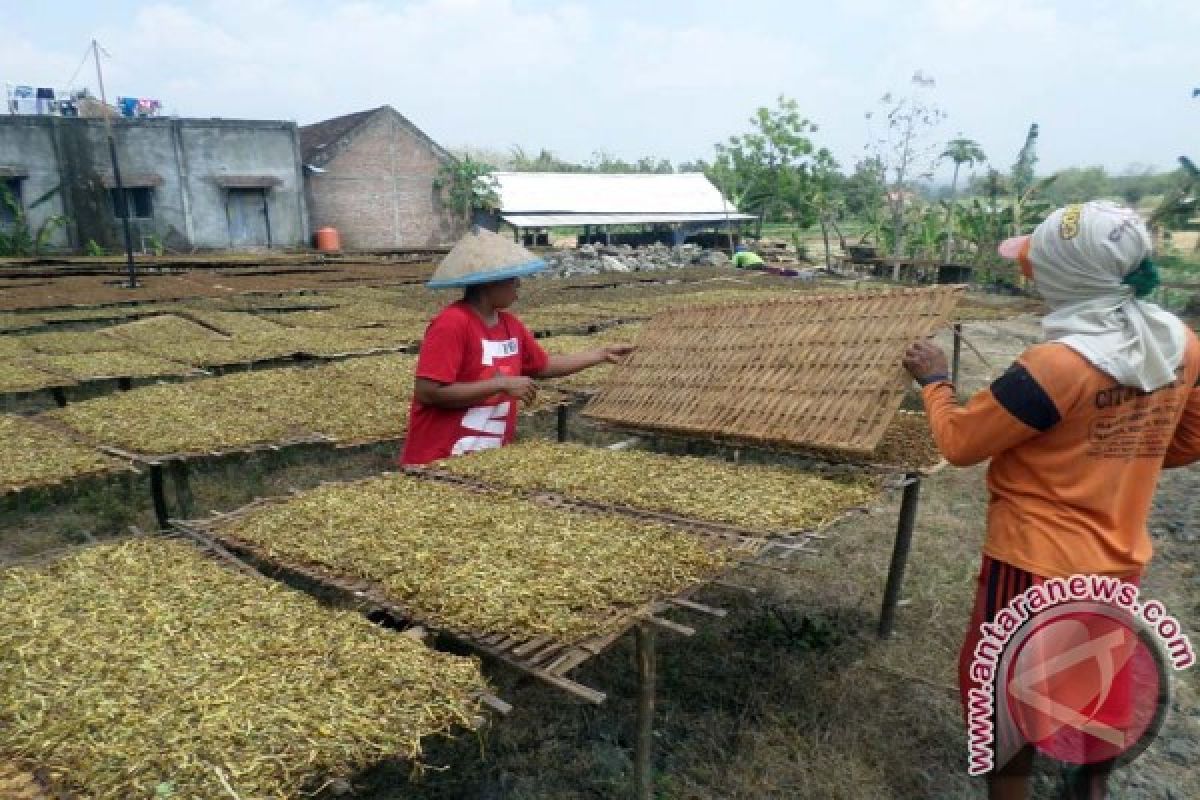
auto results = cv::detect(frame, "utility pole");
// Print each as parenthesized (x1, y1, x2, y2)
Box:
(93, 39, 137, 288)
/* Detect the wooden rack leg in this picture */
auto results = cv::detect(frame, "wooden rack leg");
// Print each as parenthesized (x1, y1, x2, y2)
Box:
(170, 460, 194, 520)
(634, 623, 656, 800)
(557, 403, 569, 443)
(878, 473, 921, 639)
(150, 465, 170, 530)
(50, 387, 68, 408)
(951, 323, 963, 387)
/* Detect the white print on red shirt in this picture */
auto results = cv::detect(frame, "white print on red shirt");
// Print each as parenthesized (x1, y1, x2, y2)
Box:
(451, 335, 521, 455)
(481, 337, 519, 365)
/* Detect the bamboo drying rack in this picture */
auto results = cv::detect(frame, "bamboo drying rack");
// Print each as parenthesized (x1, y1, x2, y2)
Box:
(171, 466, 819, 800)
(0, 529, 510, 799)
(584, 286, 964, 455)
(405, 464, 874, 543)
(173, 468, 809, 705)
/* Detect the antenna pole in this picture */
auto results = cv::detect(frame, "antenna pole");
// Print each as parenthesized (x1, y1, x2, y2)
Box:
(94, 39, 137, 288)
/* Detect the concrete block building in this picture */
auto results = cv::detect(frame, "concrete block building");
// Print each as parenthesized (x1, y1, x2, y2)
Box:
(301, 106, 460, 250)
(0, 115, 308, 252)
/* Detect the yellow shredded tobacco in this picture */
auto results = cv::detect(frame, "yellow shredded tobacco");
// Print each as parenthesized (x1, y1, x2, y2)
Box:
(222, 473, 736, 642)
(0, 539, 486, 799)
(0, 415, 119, 491)
(441, 441, 878, 531)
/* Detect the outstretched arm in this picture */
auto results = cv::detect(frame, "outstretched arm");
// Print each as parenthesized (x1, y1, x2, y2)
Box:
(904, 340, 1051, 466)
(533, 345, 634, 379)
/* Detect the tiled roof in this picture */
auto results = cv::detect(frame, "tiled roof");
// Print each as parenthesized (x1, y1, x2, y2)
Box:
(299, 106, 452, 168)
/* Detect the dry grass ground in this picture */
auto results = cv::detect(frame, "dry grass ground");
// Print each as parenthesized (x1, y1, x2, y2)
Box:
(1, 302, 1196, 799)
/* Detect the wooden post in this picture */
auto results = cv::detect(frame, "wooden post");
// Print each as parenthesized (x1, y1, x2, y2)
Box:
(951, 323, 963, 387)
(556, 403, 569, 443)
(51, 387, 68, 408)
(634, 623, 656, 800)
(169, 460, 194, 520)
(149, 464, 170, 530)
(878, 473, 921, 638)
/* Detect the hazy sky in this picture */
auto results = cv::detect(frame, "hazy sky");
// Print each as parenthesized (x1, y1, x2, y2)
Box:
(4, 0, 1197, 181)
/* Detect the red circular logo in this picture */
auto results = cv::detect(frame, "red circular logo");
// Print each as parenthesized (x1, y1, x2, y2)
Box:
(1003, 608, 1167, 765)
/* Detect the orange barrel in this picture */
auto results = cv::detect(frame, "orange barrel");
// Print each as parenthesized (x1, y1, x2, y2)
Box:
(314, 227, 341, 252)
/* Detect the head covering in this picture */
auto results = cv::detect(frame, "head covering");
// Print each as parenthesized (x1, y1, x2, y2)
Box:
(998, 202, 1187, 392)
(427, 226, 547, 289)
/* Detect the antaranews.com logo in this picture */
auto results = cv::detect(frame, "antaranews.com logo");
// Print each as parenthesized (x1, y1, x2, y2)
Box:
(966, 574, 1195, 776)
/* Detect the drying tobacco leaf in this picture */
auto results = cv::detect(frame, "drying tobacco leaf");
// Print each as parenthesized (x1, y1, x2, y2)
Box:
(0, 539, 486, 799)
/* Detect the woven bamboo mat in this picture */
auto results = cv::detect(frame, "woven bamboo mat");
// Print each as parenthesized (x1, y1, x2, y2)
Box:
(584, 286, 963, 455)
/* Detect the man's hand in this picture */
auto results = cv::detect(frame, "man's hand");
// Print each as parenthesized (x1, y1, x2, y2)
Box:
(903, 339, 950, 385)
(495, 375, 537, 405)
(597, 344, 635, 364)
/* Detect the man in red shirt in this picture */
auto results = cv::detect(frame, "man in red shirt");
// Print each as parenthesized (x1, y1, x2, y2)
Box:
(401, 228, 632, 465)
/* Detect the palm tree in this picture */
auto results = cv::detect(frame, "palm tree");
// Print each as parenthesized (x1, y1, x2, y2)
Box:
(940, 137, 986, 261)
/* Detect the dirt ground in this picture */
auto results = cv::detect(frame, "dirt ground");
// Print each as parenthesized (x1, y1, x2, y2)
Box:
(2, 308, 1196, 799)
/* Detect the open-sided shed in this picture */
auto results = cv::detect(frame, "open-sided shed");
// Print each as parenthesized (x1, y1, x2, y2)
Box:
(489, 172, 755, 246)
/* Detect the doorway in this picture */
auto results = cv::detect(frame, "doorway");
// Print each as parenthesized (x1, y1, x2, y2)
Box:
(225, 188, 271, 248)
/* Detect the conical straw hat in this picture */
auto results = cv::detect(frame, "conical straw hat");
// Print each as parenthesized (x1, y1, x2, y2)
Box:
(427, 226, 547, 288)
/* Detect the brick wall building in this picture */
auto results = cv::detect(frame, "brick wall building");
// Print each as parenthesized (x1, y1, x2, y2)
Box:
(300, 106, 460, 250)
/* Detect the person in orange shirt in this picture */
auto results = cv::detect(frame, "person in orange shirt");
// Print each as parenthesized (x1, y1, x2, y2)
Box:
(902, 202, 1200, 800)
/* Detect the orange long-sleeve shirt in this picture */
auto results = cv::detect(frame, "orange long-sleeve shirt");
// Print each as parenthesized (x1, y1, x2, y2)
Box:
(921, 328, 1200, 578)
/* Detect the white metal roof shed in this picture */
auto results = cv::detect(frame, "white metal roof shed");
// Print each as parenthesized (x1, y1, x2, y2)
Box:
(492, 172, 754, 227)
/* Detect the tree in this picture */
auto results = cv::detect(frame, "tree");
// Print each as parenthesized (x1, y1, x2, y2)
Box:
(1006, 123, 1057, 239)
(590, 152, 674, 173)
(939, 136, 986, 260)
(0, 183, 68, 257)
(1150, 157, 1199, 252)
(710, 96, 821, 236)
(803, 149, 843, 270)
(1011, 123, 1039, 200)
(842, 157, 886, 244)
(434, 156, 500, 227)
(866, 72, 946, 279)
(1038, 166, 1110, 205)
(508, 146, 584, 172)
(504, 146, 676, 174)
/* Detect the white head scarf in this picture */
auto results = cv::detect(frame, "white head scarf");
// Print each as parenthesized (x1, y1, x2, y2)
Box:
(1023, 202, 1187, 392)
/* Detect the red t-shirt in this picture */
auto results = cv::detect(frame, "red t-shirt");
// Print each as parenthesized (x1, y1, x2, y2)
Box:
(400, 302, 549, 465)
